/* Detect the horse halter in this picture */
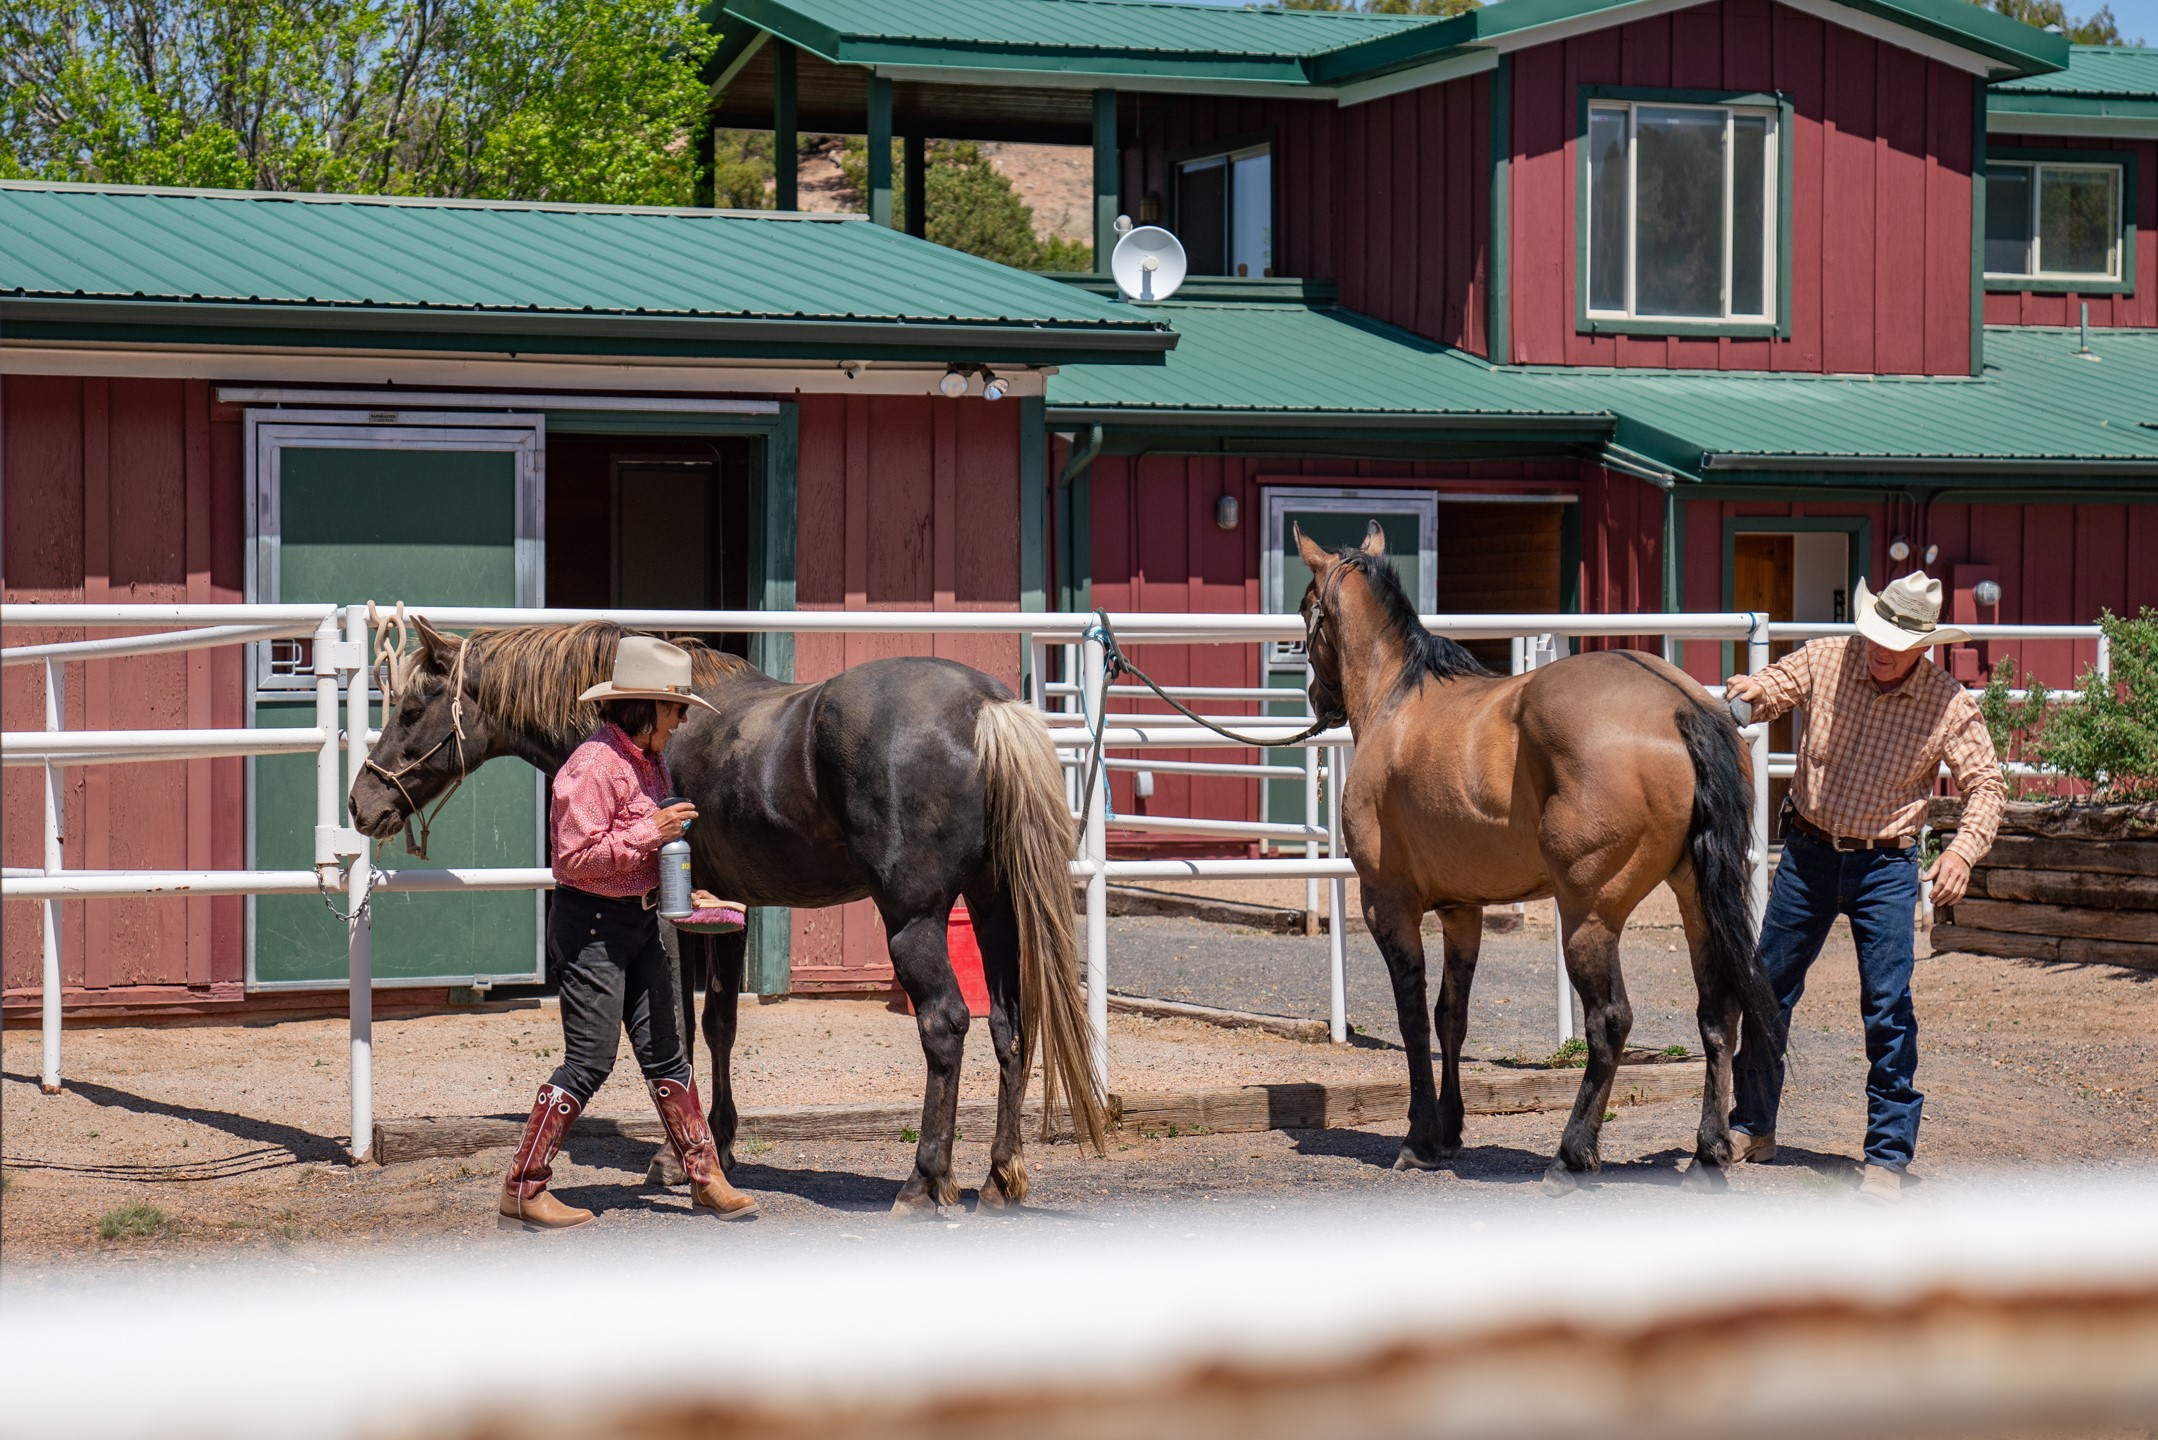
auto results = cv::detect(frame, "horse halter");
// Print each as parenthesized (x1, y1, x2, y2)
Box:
(1299, 557, 1357, 725)
(362, 606, 473, 860)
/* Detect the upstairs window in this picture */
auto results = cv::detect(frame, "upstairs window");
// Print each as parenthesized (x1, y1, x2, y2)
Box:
(1985, 159, 2125, 285)
(1583, 98, 1781, 327)
(1178, 145, 1272, 277)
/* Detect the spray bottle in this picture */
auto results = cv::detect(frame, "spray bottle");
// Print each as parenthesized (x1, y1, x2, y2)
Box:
(657, 795, 695, 921)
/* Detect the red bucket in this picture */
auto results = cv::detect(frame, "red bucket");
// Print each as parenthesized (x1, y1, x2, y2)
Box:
(900, 901, 991, 1018)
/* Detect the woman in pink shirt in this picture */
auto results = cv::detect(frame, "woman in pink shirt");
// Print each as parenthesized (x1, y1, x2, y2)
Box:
(500, 636, 758, 1231)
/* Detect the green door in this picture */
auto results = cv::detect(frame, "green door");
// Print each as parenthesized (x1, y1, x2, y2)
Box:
(251, 437, 543, 989)
(1262, 497, 1434, 836)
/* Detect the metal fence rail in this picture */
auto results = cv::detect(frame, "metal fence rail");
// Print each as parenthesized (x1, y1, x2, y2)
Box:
(2, 603, 2108, 1163)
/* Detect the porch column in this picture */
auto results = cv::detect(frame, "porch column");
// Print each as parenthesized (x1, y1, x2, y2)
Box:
(1092, 88, 1118, 271)
(868, 75, 894, 228)
(773, 42, 798, 210)
(904, 131, 927, 238)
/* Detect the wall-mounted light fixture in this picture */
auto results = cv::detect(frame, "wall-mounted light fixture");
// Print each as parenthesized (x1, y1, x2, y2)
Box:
(1889, 537, 1911, 563)
(1974, 579, 2003, 609)
(937, 366, 968, 398)
(1924, 544, 1940, 567)
(1216, 493, 1240, 530)
(981, 369, 1008, 401)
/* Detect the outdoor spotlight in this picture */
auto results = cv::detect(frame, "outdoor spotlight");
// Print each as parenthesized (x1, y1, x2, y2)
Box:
(1114, 214, 1134, 235)
(938, 367, 968, 399)
(1216, 493, 1240, 530)
(1974, 579, 2003, 609)
(1888, 537, 1912, 562)
(1924, 544, 1940, 566)
(982, 370, 1008, 401)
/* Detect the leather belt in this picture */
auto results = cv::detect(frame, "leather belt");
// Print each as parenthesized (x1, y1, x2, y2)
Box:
(1781, 801, 1915, 853)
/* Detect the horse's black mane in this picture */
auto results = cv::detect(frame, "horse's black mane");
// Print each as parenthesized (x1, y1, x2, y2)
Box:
(1329, 545, 1493, 692)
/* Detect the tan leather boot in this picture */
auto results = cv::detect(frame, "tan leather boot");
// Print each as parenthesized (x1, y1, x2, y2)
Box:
(1730, 1130, 1778, 1165)
(499, 1083, 595, 1232)
(649, 1077, 759, 1220)
(1856, 1163, 1904, 1204)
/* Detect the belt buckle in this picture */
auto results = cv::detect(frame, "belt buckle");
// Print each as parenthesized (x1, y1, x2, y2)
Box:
(1832, 834, 1861, 853)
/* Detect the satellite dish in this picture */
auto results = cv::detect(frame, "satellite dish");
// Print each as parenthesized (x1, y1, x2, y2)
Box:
(1111, 225, 1187, 304)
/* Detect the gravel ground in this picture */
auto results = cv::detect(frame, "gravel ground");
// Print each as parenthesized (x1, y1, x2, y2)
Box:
(3, 910, 2152, 1267)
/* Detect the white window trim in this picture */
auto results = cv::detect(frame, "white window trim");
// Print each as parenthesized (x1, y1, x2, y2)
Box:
(1982, 158, 2124, 284)
(1585, 99, 1781, 325)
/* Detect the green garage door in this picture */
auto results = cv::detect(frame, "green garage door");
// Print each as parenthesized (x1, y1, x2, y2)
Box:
(250, 434, 544, 989)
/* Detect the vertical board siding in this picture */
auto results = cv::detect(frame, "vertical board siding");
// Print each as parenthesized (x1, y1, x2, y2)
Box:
(788, 393, 1024, 992)
(1, 376, 245, 1015)
(1982, 136, 2158, 328)
(1678, 495, 2158, 692)
(1507, 0, 1974, 373)
(1124, 94, 1339, 283)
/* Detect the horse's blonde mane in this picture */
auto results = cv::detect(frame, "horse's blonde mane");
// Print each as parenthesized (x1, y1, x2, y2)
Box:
(429, 621, 746, 750)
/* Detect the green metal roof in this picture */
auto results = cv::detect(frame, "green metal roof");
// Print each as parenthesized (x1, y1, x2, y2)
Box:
(1046, 296, 2158, 479)
(715, 0, 2066, 91)
(1988, 43, 2158, 123)
(0, 181, 1174, 364)
(714, 0, 1429, 86)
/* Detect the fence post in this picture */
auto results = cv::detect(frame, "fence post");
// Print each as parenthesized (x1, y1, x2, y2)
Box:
(1302, 740, 1320, 933)
(1080, 631, 1110, 1095)
(343, 606, 375, 1165)
(40, 658, 65, 1094)
(1326, 742, 1348, 1045)
(1745, 613, 1772, 929)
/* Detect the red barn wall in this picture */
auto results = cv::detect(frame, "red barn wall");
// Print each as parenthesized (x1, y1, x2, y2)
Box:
(1982, 134, 2157, 329)
(1677, 495, 2158, 690)
(1, 376, 248, 1019)
(1083, 455, 1662, 837)
(787, 392, 1026, 993)
(1123, 96, 1340, 285)
(1506, 0, 1977, 374)
(1338, 76, 1494, 355)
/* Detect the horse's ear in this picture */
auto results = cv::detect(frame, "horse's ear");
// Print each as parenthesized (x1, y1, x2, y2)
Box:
(1359, 520, 1388, 558)
(1293, 523, 1333, 574)
(412, 615, 462, 672)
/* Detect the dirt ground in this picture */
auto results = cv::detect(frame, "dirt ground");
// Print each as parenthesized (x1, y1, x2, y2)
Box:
(3, 910, 2152, 1268)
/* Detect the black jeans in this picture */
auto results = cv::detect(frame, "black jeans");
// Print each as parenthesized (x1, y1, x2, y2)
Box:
(546, 886, 691, 1106)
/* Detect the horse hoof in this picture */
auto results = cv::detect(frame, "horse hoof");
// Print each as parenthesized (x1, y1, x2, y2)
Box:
(1394, 1145, 1445, 1172)
(890, 1192, 942, 1220)
(645, 1151, 688, 1189)
(1540, 1162, 1581, 1198)
(1681, 1161, 1730, 1194)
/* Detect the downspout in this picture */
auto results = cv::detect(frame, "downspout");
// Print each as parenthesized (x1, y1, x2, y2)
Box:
(1056, 424, 1104, 613)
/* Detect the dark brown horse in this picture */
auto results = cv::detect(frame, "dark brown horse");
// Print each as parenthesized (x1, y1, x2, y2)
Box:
(348, 619, 1102, 1213)
(1295, 525, 1777, 1194)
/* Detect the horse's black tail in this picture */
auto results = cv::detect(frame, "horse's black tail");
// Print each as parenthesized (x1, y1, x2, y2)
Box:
(1675, 703, 1780, 1039)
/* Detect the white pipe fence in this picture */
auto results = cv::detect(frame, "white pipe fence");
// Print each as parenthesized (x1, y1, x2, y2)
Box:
(0, 603, 2107, 1162)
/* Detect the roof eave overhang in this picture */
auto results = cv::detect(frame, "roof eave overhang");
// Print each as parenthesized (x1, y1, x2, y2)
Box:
(1701, 454, 2158, 479)
(1987, 93, 2158, 137)
(1044, 406, 1612, 433)
(0, 298, 1176, 367)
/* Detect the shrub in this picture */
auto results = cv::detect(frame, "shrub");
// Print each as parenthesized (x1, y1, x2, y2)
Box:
(1982, 609, 2158, 803)
(98, 1202, 175, 1241)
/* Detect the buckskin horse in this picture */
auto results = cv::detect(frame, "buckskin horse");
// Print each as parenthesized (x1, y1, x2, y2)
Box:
(347, 618, 1103, 1213)
(1294, 524, 1777, 1194)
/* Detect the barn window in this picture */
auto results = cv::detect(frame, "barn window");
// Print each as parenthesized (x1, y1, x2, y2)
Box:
(1177, 145, 1272, 278)
(1985, 159, 2125, 285)
(1583, 98, 1780, 326)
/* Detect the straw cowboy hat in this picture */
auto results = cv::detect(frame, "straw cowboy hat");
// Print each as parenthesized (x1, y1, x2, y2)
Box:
(577, 635, 719, 714)
(1853, 572, 1971, 652)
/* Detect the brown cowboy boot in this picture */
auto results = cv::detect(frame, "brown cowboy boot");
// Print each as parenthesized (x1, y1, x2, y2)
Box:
(498, 1083, 595, 1232)
(648, 1077, 759, 1220)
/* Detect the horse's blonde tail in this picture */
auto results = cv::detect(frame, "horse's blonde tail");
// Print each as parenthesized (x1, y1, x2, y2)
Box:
(974, 699, 1107, 1153)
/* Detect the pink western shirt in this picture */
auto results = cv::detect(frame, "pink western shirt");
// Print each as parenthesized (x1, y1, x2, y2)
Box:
(549, 723, 673, 898)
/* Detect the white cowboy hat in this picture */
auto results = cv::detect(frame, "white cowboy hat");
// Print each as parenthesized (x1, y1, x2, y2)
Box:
(576, 635, 719, 714)
(1853, 572, 1971, 652)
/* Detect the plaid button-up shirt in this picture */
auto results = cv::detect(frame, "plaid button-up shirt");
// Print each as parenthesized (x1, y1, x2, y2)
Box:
(550, 723, 672, 897)
(1750, 636, 2005, 867)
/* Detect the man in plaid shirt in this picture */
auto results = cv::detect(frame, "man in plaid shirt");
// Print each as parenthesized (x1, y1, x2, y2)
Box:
(1723, 572, 2005, 1203)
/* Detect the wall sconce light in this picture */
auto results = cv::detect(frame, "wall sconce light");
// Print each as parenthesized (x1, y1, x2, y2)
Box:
(1216, 493, 1240, 530)
(1888, 537, 1911, 562)
(1974, 579, 2003, 609)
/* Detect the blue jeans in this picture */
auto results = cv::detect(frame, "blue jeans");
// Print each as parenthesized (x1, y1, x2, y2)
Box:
(1730, 827, 1924, 1168)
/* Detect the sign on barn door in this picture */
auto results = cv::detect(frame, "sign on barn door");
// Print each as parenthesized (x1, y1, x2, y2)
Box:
(246, 414, 545, 990)
(1260, 490, 1436, 841)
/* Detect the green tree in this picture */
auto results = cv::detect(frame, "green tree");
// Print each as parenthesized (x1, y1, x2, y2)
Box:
(838, 137, 1091, 271)
(1982, 0, 2139, 44)
(1279, 0, 1481, 16)
(0, 0, 720, 203)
